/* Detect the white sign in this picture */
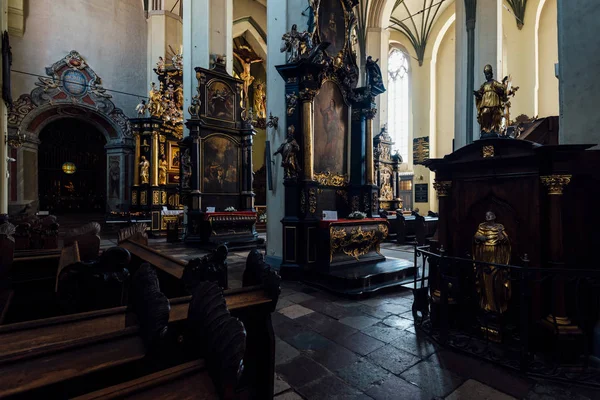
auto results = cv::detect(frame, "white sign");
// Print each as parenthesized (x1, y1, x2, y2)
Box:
(206, 207, 216, 213)
(322, 210, 338, 221)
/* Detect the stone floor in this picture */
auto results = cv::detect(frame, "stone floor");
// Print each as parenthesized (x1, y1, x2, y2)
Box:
(99, 237, 600, 400)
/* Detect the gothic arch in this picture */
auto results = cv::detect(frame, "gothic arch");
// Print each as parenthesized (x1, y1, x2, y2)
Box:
(233, 17, 267, 60)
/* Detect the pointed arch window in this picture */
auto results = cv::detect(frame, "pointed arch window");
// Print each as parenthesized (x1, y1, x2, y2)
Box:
(387, 48, 410, 162)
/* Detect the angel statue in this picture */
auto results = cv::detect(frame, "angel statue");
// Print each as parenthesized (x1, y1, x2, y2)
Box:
(135, 99, 147, 116)
(280, 24, 312, 63)
(274, 125, 301, 179)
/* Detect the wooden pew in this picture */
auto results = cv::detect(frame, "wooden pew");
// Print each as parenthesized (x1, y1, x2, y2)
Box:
(394, 214, 439, 245)
(0, 257, 280, 399)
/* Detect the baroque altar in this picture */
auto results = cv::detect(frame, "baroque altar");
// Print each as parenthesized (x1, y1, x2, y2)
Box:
(179, 60, 259, 249)
(130, 54, 184, 235)
(275, 0, 415, 296)
(374, 126, 403, 212)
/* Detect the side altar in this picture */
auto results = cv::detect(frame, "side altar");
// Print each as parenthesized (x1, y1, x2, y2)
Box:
(274, 0, 415, 297)
(179, 60, 259, 249)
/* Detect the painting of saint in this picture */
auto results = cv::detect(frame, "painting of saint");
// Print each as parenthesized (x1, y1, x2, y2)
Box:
(318, 0, 346, 57)
(203, 136, 239, 193)
(207, 81, 235, 121)
(314, 81, 348, 175)
(168, 142, 180, 170)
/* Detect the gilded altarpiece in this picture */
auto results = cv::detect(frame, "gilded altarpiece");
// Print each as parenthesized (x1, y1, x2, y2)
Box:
(130, 56, 184, 235)
(275, 0, 415, 296)
(180, 62, 259, 249)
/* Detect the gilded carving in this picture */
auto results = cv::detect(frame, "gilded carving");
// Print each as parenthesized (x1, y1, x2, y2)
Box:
(413, 137, 430, 164)
(139, 156, 150, 185)
(364, 108, 377, 120)
(351, 195, 360, 212)
(433, 180, 452, 197)
(329, 224, 388, 262)
(286, 93, 298, 116)
(161, 191, 167, 204)
(540, 175, 572, 195)
(372, 192, 378, 213)
(132, 191, 138, 206)
(140, 191, 147, 205)
(482, 145, 495, 158)
(300, 191, 306, 214)
(314, 171, 348, 187)
(299, 88, 318, 102)
(308, 188, 317, 214)
(153, 190, 160, 205)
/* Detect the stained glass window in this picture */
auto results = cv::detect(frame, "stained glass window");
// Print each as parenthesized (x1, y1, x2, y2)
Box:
(387, 48, 410, 162)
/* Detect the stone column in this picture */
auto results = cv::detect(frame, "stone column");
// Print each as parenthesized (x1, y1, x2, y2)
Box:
(557, 0, 600, 145)
(209, 0, 233, 75)
(455, 0, 503, 148)
(0, 2, 8, 214)
(183, 0, 210, 123)
(365, 28, 389, 135)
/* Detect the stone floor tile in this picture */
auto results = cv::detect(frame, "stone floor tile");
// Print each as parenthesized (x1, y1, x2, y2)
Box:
(361, 323, 405, 343)
(373, 302, 412, 315)
(274, 318, 305, 340)
(336, 358, 391, 391)
(308, 342, 361, 372)
(274, 374, 292, 395)
(298, 374, 367, 400)
(398, 310, 415, 321)
(446, 379, 517, 400)
(318, 320, 359, 341)
(272, 311, 293, 327)
(359, 298, 392, 308)
(301, 299, 362, 320)
(285, 292, 316, 304)
(381, 315, 414, 330)
(404, 325, 417, 334)
(284, 330, 333, 351)
(356, 304, 393, 319)
(276, 338, 301, 366)
(276, 297, 295, 311)
(335, 332, 386, 356)
(390, 331, 437, 358)
(274, 391, 305, 400)
(339, 315, 380, 330)
(295, 311, 336, 331)
(365, 374, 427, 400)
(277, 355, 332, 388)
(400, 360, 464, 398)
(279, 304, 314, 319)
(367, 344, 422, 375)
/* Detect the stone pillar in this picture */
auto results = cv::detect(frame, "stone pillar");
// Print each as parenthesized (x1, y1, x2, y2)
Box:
(365, 28, 389, 135)
(209, 0, 233, 75)
(455, 0, 503, 147)
(146, 3, 183, 89)
(0, 2, 8, 214)
(183, 0, 210, 123)
(557, 0, 600, 145)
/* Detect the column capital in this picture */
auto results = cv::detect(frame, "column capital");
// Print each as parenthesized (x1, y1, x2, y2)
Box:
(540, 175, 572, 195)
(299, 88, 318, 102)
(433, 180, 452, 197)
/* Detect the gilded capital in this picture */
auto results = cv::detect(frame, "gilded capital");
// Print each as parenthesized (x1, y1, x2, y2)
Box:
(433, 180, 452, 197)
(299, 88, 318, 102)
(540, 175, 572, 195)
(364, 108, 377, 120)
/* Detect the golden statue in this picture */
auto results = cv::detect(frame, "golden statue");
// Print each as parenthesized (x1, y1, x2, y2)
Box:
(158, 157, 168, 185)
(148, 82, 163, 117)
(253, 81, 266, 119)
(473, 65, 508, 136)
(139, 155, 150, 185)
(473, 211, 511, 314)
(233, 49, 262, 109)
(273, 125, 301, 179)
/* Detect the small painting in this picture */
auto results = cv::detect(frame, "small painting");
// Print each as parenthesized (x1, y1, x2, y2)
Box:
(168, 172, 180, 185)
(203, 135, 239, 193)
(314, 80, 348, 175)
(318, 0, 346, 57)
(168, 141, 180, 171)
(206, 80, 235, 121)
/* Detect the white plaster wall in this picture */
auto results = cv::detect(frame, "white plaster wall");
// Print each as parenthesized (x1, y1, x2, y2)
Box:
(10, 0, 148, 118)
(538, 0, 559, 117)
(233, 0, 267, 31)
(436, 22, 456, 159)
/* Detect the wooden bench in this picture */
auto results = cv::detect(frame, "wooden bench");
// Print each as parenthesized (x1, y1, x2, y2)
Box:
(0, 251, 281, 399)
(394, 214, 438, 245)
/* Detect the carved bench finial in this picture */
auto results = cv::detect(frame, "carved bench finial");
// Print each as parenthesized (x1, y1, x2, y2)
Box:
(243, 249, 281, 310)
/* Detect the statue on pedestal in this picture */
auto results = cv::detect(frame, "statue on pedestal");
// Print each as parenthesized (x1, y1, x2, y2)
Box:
(253, 81, 267, 119)
(139, 156, 150, 185)
(159, 156, 168, 185)
(274, 125, 301, 179)
(473, 65, 507, 137)
(280, 24, 312, 63)
(366, 56, 386, 95)
(473, 211, 511, 314)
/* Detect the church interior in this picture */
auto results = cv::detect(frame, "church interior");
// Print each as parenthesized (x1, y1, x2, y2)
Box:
(1, 0, 600, 399)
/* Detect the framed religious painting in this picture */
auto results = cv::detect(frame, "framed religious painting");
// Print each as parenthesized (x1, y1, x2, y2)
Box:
(168, 141, 180, 171)
(317, 0, 347, 58)
(201, 134, 240, 194)
(205, 80, 235, 122)
(313, 80, 348, 177)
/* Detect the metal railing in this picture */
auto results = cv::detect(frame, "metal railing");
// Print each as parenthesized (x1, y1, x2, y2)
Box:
(413, 245, 600, 387)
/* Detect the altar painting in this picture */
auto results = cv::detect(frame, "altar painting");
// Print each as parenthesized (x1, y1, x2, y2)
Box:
(203, 135, 239, 193)
(314, 80, 348, 176)
(168, 141, 180, 171)
(318, 0, 346, 57)
(206, 81, 234, 122)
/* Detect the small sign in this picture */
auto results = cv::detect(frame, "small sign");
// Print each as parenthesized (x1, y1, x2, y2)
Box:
(415, 184, 428, 203)
(206, 207, 216, 213)
(322, 210, 338, 221)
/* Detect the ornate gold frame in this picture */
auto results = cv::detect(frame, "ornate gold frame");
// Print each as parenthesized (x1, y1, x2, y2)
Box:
(204, 78, 238, 123)
(167, 141, 180, 171)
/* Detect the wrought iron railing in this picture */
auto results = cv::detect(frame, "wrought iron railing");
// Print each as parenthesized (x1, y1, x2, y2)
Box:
(413, 245, 600, 387)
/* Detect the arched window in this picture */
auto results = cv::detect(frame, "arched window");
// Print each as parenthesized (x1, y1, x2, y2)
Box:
(387, 48, 410, 161)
